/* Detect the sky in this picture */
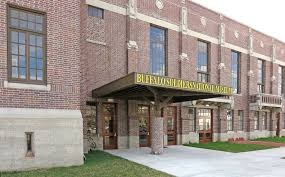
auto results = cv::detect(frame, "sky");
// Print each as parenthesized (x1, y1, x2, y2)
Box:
(192, 0, 285, 42)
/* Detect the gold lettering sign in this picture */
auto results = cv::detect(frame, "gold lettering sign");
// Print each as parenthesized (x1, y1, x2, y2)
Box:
(135, 73, 232, 95)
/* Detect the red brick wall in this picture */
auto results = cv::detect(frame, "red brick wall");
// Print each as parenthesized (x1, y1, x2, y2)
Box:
(0, 0, 81, 109)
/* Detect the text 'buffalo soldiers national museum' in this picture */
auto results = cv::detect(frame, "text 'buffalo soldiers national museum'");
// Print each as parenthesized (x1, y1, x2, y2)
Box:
(1, 0, 285, 171)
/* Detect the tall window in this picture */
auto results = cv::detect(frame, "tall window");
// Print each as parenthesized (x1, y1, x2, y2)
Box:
(257, 59, 265, 93)
(88, 6, 104, 19)
(227, 110, 233, 131)
(237, 110, 244, 131)
(254, 112, 259, 130)
(188, 108, 196, 132)
(197, 41, 209, 82)
(150, 26, 166, 76)
(278, 66, 283, 96)
(8, 7, 46, 84)
(231, 51, 240, 94)
(261, 112, 267, 130)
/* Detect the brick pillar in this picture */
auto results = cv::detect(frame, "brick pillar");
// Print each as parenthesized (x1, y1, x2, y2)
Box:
(151, 116, 164, 154)
(128, 100, 139, 148)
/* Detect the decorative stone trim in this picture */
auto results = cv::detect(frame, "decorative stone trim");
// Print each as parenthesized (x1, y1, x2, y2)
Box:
(127, 40, 138, 51)
(219, 23, 225, 46)
(271, 75, 276, 82)
(179, 53, 189, 61)
(248, 34, 253, 56)
(4, 81, 51, 91)
(260, 41, 264, 48)
(0, 108, 82, 119)
(181, 7, 188, 34)
(272, 44, 276, 63)
(155, 0, 164, 10)
(218, 62, 225, 70)
(200, 16, 207, 26)
(248, 70, 254, 77)
(86, 39, 106, 46)
(234, 31, 239, 39)
(127, 0, 137, 19)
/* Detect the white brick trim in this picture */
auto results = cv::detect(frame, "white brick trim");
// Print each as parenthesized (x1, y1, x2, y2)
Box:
(0, 108, 82, 119)
(4, 81, 51, 91)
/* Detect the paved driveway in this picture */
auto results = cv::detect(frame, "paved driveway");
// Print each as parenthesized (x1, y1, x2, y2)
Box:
(106, 146, 285, 177)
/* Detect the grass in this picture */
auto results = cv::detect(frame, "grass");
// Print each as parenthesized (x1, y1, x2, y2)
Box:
(184, 142, 274, 153)
(0, 151, 172, 177)
(253, 136, 285, 143)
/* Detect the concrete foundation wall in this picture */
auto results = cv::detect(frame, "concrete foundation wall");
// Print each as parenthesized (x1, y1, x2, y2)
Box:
(248, 130, 272, 140)
(213, 131, 248, 142)
(0, 108, 83, 171)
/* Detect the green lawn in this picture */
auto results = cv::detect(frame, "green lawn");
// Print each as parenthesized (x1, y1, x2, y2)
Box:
(0, 151, 171, 177)
(253, 137, 285, 143)
(184, 142, 273, 153)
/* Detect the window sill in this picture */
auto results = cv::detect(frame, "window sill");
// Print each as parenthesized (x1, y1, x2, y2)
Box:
(4, 81, 51, 91)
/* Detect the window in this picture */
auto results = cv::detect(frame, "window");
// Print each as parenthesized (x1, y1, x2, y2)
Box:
(150, 26, 166, 76)
(227, 110, 233, 131)
(278, 66, 283, 96)
(25, 132, 34, 157)
(231, 51, 240, 94)
(188, 108, 196, 132)
(88, 6, 104, 18)
(237, 110, 244, 131)
(197, 41, 209, 82)
(261, 112, 267, 130)
(8, 7, 46, 84)
(257, 59, 265, 93)
(254, 112, 259, 130)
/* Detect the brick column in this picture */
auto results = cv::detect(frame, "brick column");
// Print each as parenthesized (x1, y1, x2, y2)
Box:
(128, 100, 139, 148)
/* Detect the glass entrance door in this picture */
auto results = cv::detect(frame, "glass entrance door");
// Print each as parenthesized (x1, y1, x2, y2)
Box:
(167, 107, 177, 145)
(138, 105, 150, 147)
(198, 109, 212, 143)
(102, 103, 117, 149)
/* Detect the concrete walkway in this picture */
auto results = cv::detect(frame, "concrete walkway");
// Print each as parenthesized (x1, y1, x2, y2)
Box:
(106, 146, 285, 177)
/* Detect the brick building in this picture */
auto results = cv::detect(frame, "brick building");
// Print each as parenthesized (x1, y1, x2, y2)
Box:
(1, 0, 285, 171)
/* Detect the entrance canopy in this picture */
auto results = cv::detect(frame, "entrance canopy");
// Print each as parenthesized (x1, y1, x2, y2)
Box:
(92, 72, 233, 103)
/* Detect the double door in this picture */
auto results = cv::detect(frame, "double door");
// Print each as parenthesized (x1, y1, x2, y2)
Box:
(102, 103, 117, 149)
(198, 109, 212, 143)
(138, 105, 151, 147)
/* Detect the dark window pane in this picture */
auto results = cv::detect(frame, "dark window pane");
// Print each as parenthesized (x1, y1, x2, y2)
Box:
(19, 11, 27, 20)
(19, 45, 25, 55)
(88, 6, 104, 19)
(28, 14, 35, 22)
(37, 59, 43, 69)
(19, 20, 27, 29)
(30, 46, 36, 57)
(28, 22, 35, 30)
(37, 48, 43, 58)
(30, 57, 36, 69)
(37, 70, 43, 80)
(10, 9, 18, 18)
(11, 43, 18, 54)
(30, 69, 36, 80)
(12, 55, 18, 66)
(30, 35, 36, 46)
(36, 36, 42, 47)
(36, 15, 43, 23)
(19, 56, 26, 67)
(19, 68, 26, 79)
(11, 18, 19, 27)
(19, 32, 26, 44)
(12, 67, 18, 78)
(11, 31, 18, 43)
(35, 23, 43, 32)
